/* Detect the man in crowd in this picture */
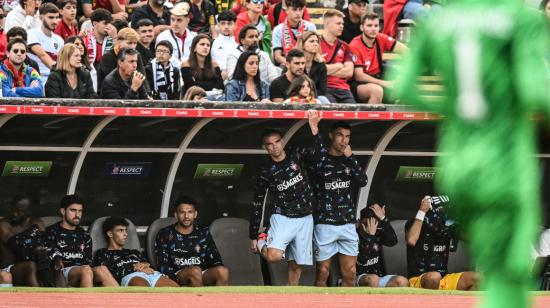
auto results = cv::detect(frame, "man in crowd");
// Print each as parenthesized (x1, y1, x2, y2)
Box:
(27, 3, 64, 83)
(101, 47, 149, 99)
(340, 0, 367, 43)
(5, 0, 41, 32)
(271, 0, 315, 67)
(156, 2, 197, 67)
(0, 196, 45, 286)
(45, 195, 117, 287)
(356, 205, 409, 287)
(155, 196, 229, 287)
(350, 12, 408, 104)
(321, 9, 355, 104)
(93, 216, 179, 287)
(269, 48, 305, 102)
(211, 9, 237, 80)
(234, 0, 272, 58)
(135, 19, 155, 65)
(405, 195, 477, 290)
(6, 26, 41, 73)
(267, 0, 310, 28)
(306, 112, 368, 287)
(187, 0, 218, 37)
(0, 38, 43, 97)
(54, 0, 78, 42)
(130, 0, 171, 37)
(82, 8, 117, 69)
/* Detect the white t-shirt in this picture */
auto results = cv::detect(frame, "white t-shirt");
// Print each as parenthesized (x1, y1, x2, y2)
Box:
(27, 28, 64, 81)
(211, 35, 237, 71)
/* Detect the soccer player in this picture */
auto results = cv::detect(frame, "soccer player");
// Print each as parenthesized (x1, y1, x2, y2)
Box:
(45, 195, 118, 287)
(155, 196, 229, 287)
(250, 111, 319, 285)
(356, 205, 408, 287)
(307, 111, 368, 287)
(93, 216, 178, 287)
(405, 195, 477, 290)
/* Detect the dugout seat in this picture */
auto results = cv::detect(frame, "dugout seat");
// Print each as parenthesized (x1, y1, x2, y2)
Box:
(88, 216, 141, 257)
(40, 216, 61, 228)
(382, 220, 408, 277)
(209, 217, 264, 285)
(145, 217, 177, 266)
(448, 240, 473, 273)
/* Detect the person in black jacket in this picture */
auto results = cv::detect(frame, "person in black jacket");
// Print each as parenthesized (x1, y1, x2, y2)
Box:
(145, 40, 181, 100)
(101, 47, 150, 100)
(45, 43, 97, 99)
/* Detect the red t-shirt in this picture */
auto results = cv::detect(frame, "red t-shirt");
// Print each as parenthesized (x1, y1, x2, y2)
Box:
(93, 0, 125, 13)
(54, 20, 78, 42)
(349, 33, 396, 77)
(0, 30, 6, 60)
(267, 4, 310, 28)
(321, 37, 353, 90)
(95, 42, 103, 64)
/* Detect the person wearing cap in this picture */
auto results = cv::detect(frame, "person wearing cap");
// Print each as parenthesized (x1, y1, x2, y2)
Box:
(340, 0, 367, 43)
(155, 2, 197, 67)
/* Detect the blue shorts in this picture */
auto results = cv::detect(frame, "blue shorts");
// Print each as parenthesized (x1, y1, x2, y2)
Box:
(62, 266, 78, 281)
(267, 214, 313, 266)
(314, 223, 359, 261)
(356, 274, 396, 287)
(121, 271, 164, 287)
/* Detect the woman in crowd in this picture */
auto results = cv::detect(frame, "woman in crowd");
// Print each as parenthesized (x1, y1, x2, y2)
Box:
(66, 36, 98, 92)
(145, 40, 181, 100)
(226, 50, 270, 102)
(181, 34, 224, 100)
(183, 86, 207, 101)
(283, 75, 320, 104)
(45, 43, 97, 99)
(297, 31, 329, 103)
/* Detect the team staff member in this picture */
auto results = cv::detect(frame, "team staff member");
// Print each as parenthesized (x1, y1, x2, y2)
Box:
(155, 196, 229, 287)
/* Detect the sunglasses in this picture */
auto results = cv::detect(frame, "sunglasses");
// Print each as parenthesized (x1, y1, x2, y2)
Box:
(12, 49, 26, 54)
(250, 0, 264, 4)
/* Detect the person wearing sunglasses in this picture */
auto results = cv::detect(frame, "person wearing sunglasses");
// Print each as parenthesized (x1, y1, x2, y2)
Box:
(233, 0, 272, 59)
(0, 38, 43, 97)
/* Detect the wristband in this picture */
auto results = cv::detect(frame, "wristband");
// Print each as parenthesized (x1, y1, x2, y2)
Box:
(415, 210, 426, 221)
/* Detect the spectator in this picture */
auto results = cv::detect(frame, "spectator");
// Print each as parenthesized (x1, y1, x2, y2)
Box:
(271, 0, 315, 66)
(320, 9, 355, 104)
(5, 0, 41, 32)
(340, 0, 367, 43)
(267, 0, 310, 28)
(350, 12, 408, 104)
(181, 34, 223, 99)
(82, 9, 117, 69)
(45, 43, 96, 98)
(283, 75, 320, 104)
(155, 2, 197, 67)
(226, 24, 280, 83)
(186, 0, 218, 37)
(0, 41, 42, 97)
(226, 50, 269, 102)
(27, 3, 64, 83)
(76, 0, 92, 23)
(233, 0, 272, 58)
(97, 27, 146, 87)
(101, 47, 149, 99)
(0, 7, 7, 60)
(130, 0, 171, 37)
(405, 196, 477, 290)
(126, 0, 148, 13)
(112, 19, 129, 31)
(296, 31, 328, 103)
(231, 0, 270, 16)
(135, 19, 155, 65)
(382, 0, 442, 38)
(145, 40, 181, 100)
(6, 26, 40, 73)
(66, 35, 97, 91)
(269, 48, 304, 102)
(86, 0, 128, 21)
(356, 205, 409, 288)
(183, 85, 207, 101)
(211, 9, 237, 80)
(54, 0, 78, 42)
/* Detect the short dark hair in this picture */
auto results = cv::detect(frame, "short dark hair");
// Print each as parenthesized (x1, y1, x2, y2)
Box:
(331, 121, 351, 133)
(286, 0, 306, 9)
(261, 128, 283, 143)
(285, 48, 305, 63)
(361, 12, 379, 25)
(7, 38, 27, 52)
(102, 216, 129, 241)
(173, 195, 197, 211)
(156, 40, 173, 54)
(359, 207, 376, 220)
(56, 0, 76, 9)
(117, 47, 138, 62)
(7, 27, 27, 41)
(218, 9, 236, 22)
(238, 24, 258, 44)
(112, 19, 129, 31)
(60, 194, 84, 209)
(135, 18, 154, 29)
(91, 8, 113, 24)
(39, 3, 59, 15)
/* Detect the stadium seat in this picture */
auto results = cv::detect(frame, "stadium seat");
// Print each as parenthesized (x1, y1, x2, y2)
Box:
(40, 216, 61, 228)
(382, 220, 408, 277)
(145, 217, 176, 266)
(448, 240, 473, 273)
(88, 216, 141, 257)
(267, 254, 316, 286)
(209, 217, 264, 285)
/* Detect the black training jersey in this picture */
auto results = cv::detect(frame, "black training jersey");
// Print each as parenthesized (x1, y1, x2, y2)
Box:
(249, 145, 316, 239)
(6, 224, 46, 262)
(309, 134, 368, 225)
(356, 218, 398, 276)
(45, 222, 92, 267)
(93, 248, 147, 283)
(155, 224, 223, 279)
(405, 206, 456, 278)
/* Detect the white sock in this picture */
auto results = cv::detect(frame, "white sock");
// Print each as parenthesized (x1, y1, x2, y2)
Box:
(257, 239, 266, 252)
(0, 283, 13, 288)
